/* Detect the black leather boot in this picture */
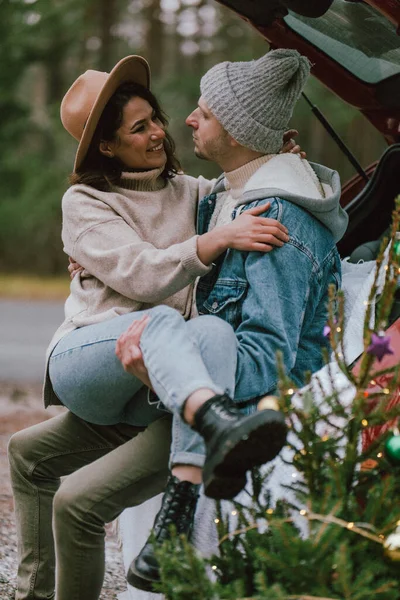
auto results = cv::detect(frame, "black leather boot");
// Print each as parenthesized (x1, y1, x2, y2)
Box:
(193, 393, 287, 499)
(127, 474, 200, 592)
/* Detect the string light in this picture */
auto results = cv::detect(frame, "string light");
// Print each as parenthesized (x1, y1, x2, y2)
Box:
(214, 518, 220, 524)
(220, 511, 384, 548)
(291, 472, 297, 478)
(383, 388, 390, 394)
(287, 388, 294, 395)
(336, 326, 342, 333)
(377, 452, 383, 458)
(211, 565, 217, 571)
(361, 419, 369, 427)
(370, 379, 376, 386)
(231, 510, 237, 516)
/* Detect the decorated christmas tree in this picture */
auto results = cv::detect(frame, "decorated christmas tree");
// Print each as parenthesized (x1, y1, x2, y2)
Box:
(155, 197, 400, 600)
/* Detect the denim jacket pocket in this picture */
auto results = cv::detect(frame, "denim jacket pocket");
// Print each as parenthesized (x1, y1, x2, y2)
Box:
(202, 278, 248, 330)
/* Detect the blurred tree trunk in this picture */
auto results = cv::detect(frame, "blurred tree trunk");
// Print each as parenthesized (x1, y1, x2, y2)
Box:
(98, 0, 119, 70)
(42, 18, 70, 105)
(192, 0, 207, 73)
(78, 0, 98, 72)
(143, 0, 163, 78)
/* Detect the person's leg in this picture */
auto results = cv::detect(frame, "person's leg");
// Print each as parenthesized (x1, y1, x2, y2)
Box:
(137, 305, 287, 499)
(48, 310, 167, 427)
(127, 314, 238, 591)
(53, 415, 171, 600)
(139, 307, 226, 411)
(169, 314, 238, 472)
(8, 411, 171, 600)
(9, 411, 124, 600)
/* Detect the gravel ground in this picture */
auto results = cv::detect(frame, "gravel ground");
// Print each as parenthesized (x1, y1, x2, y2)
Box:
(0, 383, 128, 600)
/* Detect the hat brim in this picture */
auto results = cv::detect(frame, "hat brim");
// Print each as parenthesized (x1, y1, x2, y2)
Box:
(74, 55, 150, 172)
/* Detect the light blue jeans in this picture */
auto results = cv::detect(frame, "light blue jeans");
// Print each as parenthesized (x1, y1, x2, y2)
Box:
(49, 305, 238, 468)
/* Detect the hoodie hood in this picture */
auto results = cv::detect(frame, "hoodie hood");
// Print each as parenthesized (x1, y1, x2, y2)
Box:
(238, 153, 348, 242)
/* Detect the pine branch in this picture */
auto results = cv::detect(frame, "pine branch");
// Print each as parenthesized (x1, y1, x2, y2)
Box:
(285, 594, 337, 600)
(238, 594, 338, 600)
(304, 511, 383, 544)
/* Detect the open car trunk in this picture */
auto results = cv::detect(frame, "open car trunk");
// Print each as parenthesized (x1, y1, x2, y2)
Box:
(216, 0, 400, 257)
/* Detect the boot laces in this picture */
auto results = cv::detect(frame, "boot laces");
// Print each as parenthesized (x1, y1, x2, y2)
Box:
(154, 482, 198, 541)
(212, 399, 239, 421)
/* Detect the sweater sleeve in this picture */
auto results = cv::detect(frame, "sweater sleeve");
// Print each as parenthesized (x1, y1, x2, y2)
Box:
(62, 187, 211, 304)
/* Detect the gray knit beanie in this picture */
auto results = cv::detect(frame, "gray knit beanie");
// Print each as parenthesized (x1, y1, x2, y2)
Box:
(200, 49, 311, 154)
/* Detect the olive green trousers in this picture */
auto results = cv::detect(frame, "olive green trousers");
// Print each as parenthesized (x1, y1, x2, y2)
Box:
(8, 410, 172, 600)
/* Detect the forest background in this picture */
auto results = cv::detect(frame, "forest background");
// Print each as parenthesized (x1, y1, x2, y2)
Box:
(0, 0, 388, 275)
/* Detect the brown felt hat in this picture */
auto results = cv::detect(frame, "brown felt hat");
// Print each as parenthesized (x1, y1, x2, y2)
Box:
(60, 55, 150, 172)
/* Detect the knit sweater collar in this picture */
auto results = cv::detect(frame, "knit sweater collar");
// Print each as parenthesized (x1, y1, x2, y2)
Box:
(116, 165, 166, 192)
(224, 154, 275, 200)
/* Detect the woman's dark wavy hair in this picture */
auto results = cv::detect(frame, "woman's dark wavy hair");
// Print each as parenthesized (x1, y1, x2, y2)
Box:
(69, 82, 181, 191)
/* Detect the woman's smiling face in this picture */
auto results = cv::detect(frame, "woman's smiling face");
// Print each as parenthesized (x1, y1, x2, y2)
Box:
(100, 96, 167, 170)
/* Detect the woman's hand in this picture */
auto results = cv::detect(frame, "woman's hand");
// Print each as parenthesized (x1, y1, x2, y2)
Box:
(115, 315, 153, 389)
(68, 257, 84, 280)
(220, 202, 289, 253)
(280, 128, 306, 159)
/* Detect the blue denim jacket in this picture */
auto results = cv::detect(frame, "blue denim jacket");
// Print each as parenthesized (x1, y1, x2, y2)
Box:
(196, 155, 347, 408)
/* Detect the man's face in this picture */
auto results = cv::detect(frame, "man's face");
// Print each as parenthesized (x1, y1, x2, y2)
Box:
(186, 97, 231, 164)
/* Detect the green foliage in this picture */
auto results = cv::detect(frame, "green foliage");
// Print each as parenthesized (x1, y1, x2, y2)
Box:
(155, 530, 216, 600)
(0, 155, 68, 273)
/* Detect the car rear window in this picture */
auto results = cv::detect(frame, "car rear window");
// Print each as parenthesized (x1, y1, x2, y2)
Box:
(284, 0, 400, 84)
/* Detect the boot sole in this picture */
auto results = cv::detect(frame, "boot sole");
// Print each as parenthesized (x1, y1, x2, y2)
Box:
(127, 564, 158, 592)
(203, 409, 287, 499)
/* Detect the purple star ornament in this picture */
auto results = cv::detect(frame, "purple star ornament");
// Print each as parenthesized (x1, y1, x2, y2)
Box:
(366, 332, 394, 362)
(323, 325, 331, 338)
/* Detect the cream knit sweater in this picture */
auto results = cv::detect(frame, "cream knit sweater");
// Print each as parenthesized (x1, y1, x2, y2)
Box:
(209, 155, 274, 229)
(44, 167, 213, 406)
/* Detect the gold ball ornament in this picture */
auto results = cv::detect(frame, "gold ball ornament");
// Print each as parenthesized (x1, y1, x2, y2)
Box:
(383, 525, 400, 562)
(257, 396, 280, 412)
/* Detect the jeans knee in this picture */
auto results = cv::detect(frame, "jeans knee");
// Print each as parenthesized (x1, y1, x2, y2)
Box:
(207, 316, 235, 340)
(192, 315, 236, 348)
(54, 479, 102, 537)
(53, 480, 82, 526)
(8, 429, 33, 476)
(144, 305, 183, 334)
